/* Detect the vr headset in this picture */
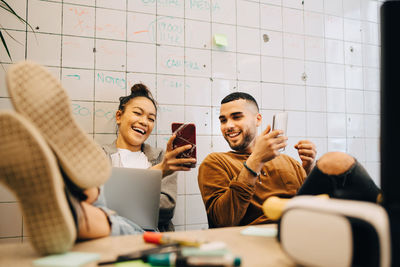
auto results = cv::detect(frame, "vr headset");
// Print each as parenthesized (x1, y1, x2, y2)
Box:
(277, 196, 391, 267)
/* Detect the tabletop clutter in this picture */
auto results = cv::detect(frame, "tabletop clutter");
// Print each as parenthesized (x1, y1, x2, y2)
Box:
(97, 231, 241, 267)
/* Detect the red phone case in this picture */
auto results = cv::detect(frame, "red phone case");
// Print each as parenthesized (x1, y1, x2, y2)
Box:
(171, 123, 196, 168)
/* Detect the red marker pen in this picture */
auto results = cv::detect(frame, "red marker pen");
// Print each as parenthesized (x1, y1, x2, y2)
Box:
(143, 232, 204, 247)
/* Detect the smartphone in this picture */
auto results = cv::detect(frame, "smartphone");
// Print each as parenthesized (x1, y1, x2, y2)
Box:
(272, 112, 288, 152)
(171, 123, 196, 168)
(272, 112, 288, 134)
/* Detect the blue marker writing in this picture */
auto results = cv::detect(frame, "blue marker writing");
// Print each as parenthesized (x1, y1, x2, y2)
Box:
(66, 74, 81, 80)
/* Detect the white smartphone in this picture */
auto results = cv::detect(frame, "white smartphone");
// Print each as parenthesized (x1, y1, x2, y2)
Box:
(272, 112, 288, 151)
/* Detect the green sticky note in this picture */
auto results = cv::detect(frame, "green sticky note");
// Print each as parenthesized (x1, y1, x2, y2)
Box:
(214, 34, 228, 47)
(115, 260, 152, 267)
(33, 252, 100, 267)
(240, 226, 278, 237)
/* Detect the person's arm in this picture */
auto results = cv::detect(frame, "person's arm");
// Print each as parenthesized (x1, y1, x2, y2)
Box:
(198, 154, 262, 227)
(198, 126, 288, 227)
(158, 171, 177, 225)
(147, 147, 177, 227)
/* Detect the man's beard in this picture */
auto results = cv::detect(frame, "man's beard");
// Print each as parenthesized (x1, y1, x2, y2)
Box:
(225, 130, 255, 152)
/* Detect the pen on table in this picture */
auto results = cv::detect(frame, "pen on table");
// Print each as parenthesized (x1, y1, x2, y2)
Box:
(147, 252, 241, 267)
(97, 243, 180, 265)
(143, 231, 204, 247)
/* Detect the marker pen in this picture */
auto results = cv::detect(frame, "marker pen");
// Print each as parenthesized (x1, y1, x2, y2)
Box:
(147, 252, 241, 267)
(97, 243, 180, 265)
(143, 232, 204, 247)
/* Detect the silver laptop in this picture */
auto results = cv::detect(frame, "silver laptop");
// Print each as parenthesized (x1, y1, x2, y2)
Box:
(103, 167, 162, 231)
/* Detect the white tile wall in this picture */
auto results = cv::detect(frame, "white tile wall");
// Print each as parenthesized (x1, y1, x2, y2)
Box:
(185, 20, 211, 49)
(62, 36, 95, 69)
(95, 8, 126, 40)
(285, 85, 306, 111)
(95, 39, 126, 71)
(27, 33, 61, 67)
(0, 0, 381, 236)
(343, 0, 361, 20)
(328, 138, 347, 152)
(260, 4, 282, 31)
(306, 86, 327, 112)
(261, 30, 283, 57)
(127, 12, 156, 44)
(262, 56, 283, 83)
(345, 65, 363, 89)
(185, 0, 211, 21)
(325, 15, 344, 39)
(63, 4, 95, 37)
(237, 27, 260, 55)
(97, 0, 126, 10)
(157, 0, 184, 18)
(325, 39, 344, 64)
(324, 0, 343, 16)
(327, 88, 346, 112)
(304, 0, 324, 12)
(237, 0, 260, 28)
(261, 83, 284, 110)
(283, 8, 304, 34)
(283, 33, 304, 60)
(283, 58, 304, 85)
(71, 101, 94, 133)
(28, 0, 62, 34)
(326, 63, 345, 88)
(127, 43, 156, 73)
(212, 51, 237, 80)
(305, 36, 325, 62)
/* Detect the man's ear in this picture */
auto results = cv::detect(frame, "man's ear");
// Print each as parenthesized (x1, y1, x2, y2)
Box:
(256, 113, 262, 127)
(116, 110, 122, 125)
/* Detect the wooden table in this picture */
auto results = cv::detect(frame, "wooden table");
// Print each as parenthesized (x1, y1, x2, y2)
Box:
(0, 225, 295, 266)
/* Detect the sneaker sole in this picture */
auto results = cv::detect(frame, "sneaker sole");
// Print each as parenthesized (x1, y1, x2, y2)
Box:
(6, 61, 110, 189)
(0, 111, 76, 255)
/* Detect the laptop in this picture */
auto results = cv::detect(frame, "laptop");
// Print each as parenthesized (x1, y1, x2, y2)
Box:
(103, 167, 162, 231)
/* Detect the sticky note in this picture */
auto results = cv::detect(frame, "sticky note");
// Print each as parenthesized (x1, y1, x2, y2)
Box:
(115, 260, 151, 267)
(240, 226, 278, 237)
(214, 34, 228, 47)
(32, 252, 100, 267)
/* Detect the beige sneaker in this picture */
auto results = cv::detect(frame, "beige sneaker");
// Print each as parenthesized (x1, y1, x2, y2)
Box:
(0, 111, 76, 255)
(6, 61, 110, 189)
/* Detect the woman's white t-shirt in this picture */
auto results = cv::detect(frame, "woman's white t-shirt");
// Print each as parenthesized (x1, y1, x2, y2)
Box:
(110, 148, 151, 169)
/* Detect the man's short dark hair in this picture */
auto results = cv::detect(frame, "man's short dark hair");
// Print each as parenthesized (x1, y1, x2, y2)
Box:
(221, 92, 259, 112)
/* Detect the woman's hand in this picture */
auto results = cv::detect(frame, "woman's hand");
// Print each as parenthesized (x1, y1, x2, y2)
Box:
(152, 135, 197, 177)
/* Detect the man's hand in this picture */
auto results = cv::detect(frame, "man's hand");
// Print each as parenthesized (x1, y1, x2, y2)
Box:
(247, 125, 288, 173)
(294, 140, 317, 174)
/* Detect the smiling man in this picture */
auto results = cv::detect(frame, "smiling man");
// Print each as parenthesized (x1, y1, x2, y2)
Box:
(198, 92, 317, 227)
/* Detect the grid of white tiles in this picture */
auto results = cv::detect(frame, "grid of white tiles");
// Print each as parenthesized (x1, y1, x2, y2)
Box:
(0, 0, 382, 240)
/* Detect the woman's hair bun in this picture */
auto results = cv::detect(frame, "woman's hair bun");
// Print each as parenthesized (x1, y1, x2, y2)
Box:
(117, 83, 157, 113)
(130, 83, 152, 98)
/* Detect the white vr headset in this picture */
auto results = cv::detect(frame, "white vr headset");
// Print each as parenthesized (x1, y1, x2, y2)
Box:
(278, 196, 391, 267)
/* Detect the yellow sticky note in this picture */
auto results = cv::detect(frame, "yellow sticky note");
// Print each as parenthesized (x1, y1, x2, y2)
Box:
(214, 34, 228, 47)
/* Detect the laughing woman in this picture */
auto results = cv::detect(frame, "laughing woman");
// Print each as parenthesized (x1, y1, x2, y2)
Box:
(97, 83, 196, 233)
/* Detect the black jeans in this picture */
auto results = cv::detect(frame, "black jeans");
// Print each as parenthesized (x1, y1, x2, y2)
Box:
(297, 160, 381, 203)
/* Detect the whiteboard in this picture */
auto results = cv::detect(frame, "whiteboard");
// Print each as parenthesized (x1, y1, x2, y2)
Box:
(0, 0, 382, 230)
